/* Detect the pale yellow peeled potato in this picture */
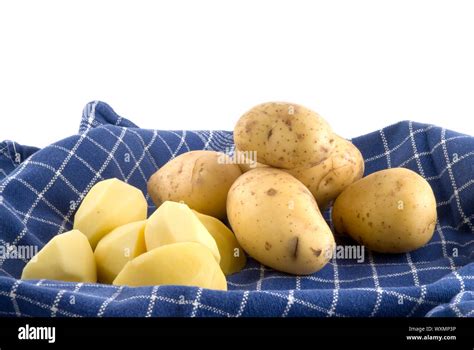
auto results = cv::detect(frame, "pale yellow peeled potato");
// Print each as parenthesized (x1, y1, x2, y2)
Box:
(193, 210, 247, 275)
(145, 201, 220, 263)
(332, 168, 437, 253)
(94, 220, 147, 284)
(227, 168, 335, 275)
(74, 178, 148, 249)
(113, 242, 227, 290)
(21, 230, 96, 283)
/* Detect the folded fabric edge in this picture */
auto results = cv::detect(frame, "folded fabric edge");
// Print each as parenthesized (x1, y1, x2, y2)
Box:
(79, 101, 139, 133)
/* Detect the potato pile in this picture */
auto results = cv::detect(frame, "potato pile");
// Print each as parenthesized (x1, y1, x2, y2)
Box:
(22, 178, 246, 290)
(231, 102, 436, 271)
(22, 101, 438, 288)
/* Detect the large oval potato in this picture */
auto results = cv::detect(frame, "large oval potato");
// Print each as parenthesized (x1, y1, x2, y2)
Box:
(332, 168, 437, 253)
(286, 136, 364, 210)
(234, 102, 335, 169)
(147, 151, 242, 219)
(227, 168, 335, 275)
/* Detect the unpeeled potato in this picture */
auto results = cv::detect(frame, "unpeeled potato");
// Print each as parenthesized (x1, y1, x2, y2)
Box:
(332, 168, 437, 253)
(234, 102, 335, 169)
(227, 168, 335, 275)
(147, 151, 242, 219)
(285, 135, 364, 210)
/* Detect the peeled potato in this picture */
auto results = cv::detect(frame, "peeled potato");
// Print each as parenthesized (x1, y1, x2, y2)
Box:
(94, 220, 146, 284)
(145, 201, 220, 263)
(193, 210, 247, 275)
(21, 230, 96, 283)
(74, 178, 148, 249)
(113, 242, 227, 290)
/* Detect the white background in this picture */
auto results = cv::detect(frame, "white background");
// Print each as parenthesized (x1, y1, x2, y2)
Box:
(1, 0, 473, 148)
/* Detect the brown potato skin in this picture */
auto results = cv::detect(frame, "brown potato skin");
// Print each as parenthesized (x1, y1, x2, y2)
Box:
(227, 168, 335, 275)
(285, 136, 364, 210)
(234, 102, 335, 169)
(147, 151, 242, 219)
(332, 168, 437, 253)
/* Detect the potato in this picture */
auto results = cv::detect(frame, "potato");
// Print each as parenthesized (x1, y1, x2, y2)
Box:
(113, 242, 227, 290)
(74, 178, 148, 249)
(21, 230, 96, 283)
(285, 135, 364, 210)
(234, 102, 335, 169)
(193, 210, 247, 275)
(147, 150, 242, 219)
(227, 168, 335, 275)
(94, 220, 146, 284)
(332, 168, 437, 253)
(145, 201, 220, 262)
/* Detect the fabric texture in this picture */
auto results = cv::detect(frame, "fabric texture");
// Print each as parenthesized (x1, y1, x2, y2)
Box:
(0, 101, 472, 317)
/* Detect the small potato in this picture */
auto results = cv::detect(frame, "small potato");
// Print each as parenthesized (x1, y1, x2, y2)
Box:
(332, 168, 437, 253)
(193, 210, 247, 275)
(227, 168, 335, 275)
(286, 136, 364, 210)
(94, 220, 146, 284)
(147, 151, 242, 219)
(113, 242, 227, 290)
(22, 230, 96, 283)
(74, 178, 148, 249)
(145, 201, 220, 263)
(234, 102, 335, 169)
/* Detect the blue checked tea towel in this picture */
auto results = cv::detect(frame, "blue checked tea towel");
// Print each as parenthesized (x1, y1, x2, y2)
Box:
(0, 101, 472, 317)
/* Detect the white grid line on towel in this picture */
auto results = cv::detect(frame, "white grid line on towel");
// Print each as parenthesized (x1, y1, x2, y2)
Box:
(440, 128, 473, 230)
